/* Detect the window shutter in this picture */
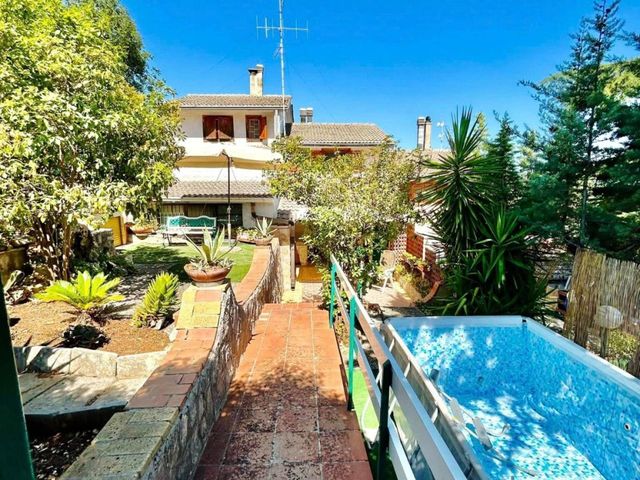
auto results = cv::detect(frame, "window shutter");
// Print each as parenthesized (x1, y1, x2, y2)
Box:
(217, 116, 234, 140)
(259, 116, 268, 140)
(202, 116, 217, 140)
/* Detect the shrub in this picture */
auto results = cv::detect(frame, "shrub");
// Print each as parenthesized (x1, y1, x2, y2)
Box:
(61, 323, 108, 349)
(132, 272, 179, 328)
(35, 271, 124, 320)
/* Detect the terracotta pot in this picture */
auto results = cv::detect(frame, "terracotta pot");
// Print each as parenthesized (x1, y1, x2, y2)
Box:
(237, 235, 256, 244)
(184, 263, 231, 284)
(254, 236, 273, 246)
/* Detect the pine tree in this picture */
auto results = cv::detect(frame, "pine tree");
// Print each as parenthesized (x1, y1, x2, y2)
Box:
(521, 0, 623, 249)
(486, 113, 521, 206)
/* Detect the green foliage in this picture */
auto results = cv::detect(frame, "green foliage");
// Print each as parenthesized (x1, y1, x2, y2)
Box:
(72, 252, 135, 277)
(269, 138, 417, 293)
(606, 330, 639, 371)
(255, 217, 274, 238)
(61, 323, 108, 349)
(427, 210, 551, 319)
(184, 229, 234, 270)
(132, 272, 179, 327)
(518, 0, 640, 260)
(417, 108, 499, 263)
(0, 0, 183, 280)
(35, 271, 124, 318)
(486, 112, 521, 206)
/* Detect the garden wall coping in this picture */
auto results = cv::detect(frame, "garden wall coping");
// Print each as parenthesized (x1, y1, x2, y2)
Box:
(62, 239, 282, 480)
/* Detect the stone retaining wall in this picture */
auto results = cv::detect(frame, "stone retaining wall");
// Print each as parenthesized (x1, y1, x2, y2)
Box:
(63, 239, 282, 479)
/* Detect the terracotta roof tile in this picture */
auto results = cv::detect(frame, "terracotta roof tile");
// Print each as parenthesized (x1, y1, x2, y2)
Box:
(166, 181, 271, 199)
(180, 95, 291, 109)
(289, 123, 387, 147)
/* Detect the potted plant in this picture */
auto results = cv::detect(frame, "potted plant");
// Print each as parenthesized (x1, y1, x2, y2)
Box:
(254, 217, 275, 246)
(130, 218, 158, 239)
(184, 229, 235, 284)
(236, 227, 257, 244)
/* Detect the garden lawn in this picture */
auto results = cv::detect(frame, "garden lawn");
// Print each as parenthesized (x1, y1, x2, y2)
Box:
(124, 241, 255, 283)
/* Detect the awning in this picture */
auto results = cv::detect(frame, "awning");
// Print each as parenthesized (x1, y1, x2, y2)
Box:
(179, 140, 282, 169)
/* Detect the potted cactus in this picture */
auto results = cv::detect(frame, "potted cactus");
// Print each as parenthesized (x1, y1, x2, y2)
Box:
(183, 229, 235, 284)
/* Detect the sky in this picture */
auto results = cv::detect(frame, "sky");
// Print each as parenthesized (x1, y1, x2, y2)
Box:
(122, 0, 640, 148)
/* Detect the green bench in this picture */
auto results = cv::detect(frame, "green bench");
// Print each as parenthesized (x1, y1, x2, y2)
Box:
(161, 215, 217, 245)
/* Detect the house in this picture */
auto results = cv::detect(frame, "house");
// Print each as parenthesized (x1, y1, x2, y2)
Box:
(290, 109, 387, 154)
(163, 65, 390, 229)
(162, 64, 293, 228)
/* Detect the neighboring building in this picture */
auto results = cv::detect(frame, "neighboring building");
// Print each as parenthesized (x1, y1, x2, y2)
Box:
(290, 110, 387, 154)
(163, 64, 293, 228)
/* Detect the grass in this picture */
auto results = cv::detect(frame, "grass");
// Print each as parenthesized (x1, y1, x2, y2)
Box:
(123, 241, 255, 283)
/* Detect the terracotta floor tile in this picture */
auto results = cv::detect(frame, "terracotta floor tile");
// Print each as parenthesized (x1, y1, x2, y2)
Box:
(319, 431, 369, 463)
(234, 406, 278, 433)
(273, 432, 319, 463)
(194, 465, 220, 480)
(223, 432, 274, 466)
(268, 463, 322, 480)
(318, 406, 360, 432)
(216, 464, 271, 480)
(200, 433, 230, 465)
(211, 405, 239, 434)
(322, 461, 373, 480)
(275, 406, 318, 433)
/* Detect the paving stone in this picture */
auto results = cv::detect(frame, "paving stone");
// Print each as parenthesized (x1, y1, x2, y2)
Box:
(116, 351, 167, 378)
(18, 373, 65, 403)
(92, 436, 164, 456)
(69, 348, 117, 377)
(23, 376, 118, 415)
(128, 407, 178, 424)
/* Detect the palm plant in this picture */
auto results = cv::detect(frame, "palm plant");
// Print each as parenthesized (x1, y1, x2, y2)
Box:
(417, 107, 499, 263)
(184, 229, 234, 270)
(35, 271, 124, 320)
(435, 210, 552, 319)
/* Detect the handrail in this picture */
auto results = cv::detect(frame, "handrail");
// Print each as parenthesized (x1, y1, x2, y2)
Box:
(329, 254, 466, 480)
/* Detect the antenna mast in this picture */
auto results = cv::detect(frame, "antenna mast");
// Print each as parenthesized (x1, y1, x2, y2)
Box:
(257, 1, 308, 137)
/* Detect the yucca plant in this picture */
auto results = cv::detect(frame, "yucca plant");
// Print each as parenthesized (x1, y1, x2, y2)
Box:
(417, 107, 500, 263)
(255, 217, 275, 239)
(184, 229, 234, 270)
(35, 271, 124, 320)
(132, 272, 179, 328)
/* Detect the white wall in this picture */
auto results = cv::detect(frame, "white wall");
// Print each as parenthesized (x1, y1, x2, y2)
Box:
(180, 108, 278, 146)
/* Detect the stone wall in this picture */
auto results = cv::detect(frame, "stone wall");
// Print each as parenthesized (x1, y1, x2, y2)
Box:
(63, 239, 282, 480)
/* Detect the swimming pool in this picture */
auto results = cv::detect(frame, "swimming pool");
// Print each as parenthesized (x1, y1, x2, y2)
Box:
(390, 317, 640, 480)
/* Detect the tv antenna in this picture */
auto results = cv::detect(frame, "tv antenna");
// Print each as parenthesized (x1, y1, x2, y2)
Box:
(256, 1, 309, 136)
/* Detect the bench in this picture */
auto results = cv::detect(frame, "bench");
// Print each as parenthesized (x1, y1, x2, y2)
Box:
(161, 215, 217, 245)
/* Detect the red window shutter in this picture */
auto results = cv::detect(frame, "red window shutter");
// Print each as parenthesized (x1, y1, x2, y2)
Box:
(259, 116, 268, 140)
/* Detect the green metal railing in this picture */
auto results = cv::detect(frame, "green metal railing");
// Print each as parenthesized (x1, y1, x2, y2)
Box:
(0, 282, 35, 479)
(328, 254, 466, 480)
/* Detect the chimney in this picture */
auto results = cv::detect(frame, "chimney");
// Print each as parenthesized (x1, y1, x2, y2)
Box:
(248, 64, 264, 96)
(417, 116, 432, 150)
(300, 107, 314, 123)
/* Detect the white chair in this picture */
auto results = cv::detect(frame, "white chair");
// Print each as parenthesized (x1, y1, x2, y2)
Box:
(380, 250, 397, 291)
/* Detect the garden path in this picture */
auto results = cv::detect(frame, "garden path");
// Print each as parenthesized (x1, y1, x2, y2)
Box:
(195, 303, 373, 480)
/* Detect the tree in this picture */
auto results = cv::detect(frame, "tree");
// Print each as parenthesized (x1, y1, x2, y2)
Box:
(267, 138, 418, 293)
(416, 108, 499, 264)
(486, 112, 521, 206)
(517, 127, 541, 182)
(520, 0, 623, 249)
(0, 0, 183, 280)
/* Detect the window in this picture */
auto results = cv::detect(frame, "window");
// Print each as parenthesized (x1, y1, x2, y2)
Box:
(246, 115, 267, 141)
(202, 116, 234, 141)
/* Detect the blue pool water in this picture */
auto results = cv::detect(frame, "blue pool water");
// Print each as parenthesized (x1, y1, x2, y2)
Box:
(395, 321, 640, 480)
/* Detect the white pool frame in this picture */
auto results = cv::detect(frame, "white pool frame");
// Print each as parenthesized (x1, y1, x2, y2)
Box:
(387, 316, 640, 401)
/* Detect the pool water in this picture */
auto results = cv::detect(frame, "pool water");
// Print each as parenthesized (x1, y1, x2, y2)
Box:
(395, 322, 640, 480)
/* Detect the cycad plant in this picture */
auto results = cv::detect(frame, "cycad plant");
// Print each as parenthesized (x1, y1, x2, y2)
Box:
(184, 229, 234, 271)
(417, 107, 499, 263)
(132, 272, 179, 328)
(36, 271, 124, 320)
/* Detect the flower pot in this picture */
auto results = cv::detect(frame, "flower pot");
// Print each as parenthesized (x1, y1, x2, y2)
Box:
(254, 236, 273, 246)
(130, 226, 154, 240)
(184, 264, 231, 285)
(237, 234, 255, 244)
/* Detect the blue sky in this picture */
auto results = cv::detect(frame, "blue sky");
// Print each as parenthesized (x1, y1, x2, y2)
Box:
(123, 0, 640, 148)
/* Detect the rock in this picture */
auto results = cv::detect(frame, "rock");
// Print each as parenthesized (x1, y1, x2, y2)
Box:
(117, 351, 167, 378)
(69, 348, 117, 377)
